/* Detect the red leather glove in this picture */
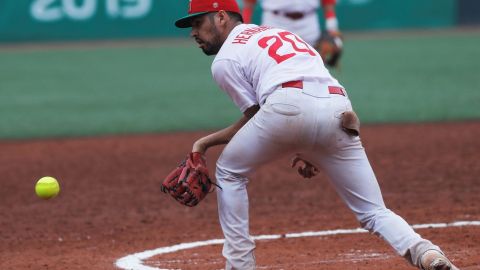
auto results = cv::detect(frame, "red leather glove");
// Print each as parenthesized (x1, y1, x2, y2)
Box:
(161, 152, 214, 207)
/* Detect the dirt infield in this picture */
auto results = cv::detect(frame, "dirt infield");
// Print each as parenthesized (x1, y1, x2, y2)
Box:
(1, 122, 479, 270)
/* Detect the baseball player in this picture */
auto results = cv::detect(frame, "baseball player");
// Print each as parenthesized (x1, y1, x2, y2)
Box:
(241, 0, 339, 46)
(174, 0, 459, 269)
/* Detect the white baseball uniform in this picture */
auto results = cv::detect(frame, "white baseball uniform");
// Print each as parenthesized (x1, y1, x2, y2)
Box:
(259, 0, 321, 45)
(211, 24, 443, 270)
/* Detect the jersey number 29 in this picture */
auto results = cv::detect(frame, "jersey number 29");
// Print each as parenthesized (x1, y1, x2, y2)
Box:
(258, 31, 316, 64)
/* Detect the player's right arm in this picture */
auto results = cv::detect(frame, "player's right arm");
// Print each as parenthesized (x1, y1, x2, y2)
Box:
(192, 105, 260, 154)
(242, 0, 257, 24)
(193, 58, 258, 154)
(321, 0, 340, 35)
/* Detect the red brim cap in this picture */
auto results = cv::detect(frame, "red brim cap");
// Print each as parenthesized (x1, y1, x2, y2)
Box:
(175, 0, 241, 28)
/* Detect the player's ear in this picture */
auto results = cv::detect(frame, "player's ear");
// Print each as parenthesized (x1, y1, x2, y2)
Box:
(216, 10, 228, 26)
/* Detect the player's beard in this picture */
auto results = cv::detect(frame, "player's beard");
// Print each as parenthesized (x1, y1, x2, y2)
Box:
(200, 25, 223, 55)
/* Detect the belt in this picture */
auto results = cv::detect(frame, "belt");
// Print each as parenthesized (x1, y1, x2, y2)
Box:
(272, 10, 306, 20)
(281, 80, 346, 96)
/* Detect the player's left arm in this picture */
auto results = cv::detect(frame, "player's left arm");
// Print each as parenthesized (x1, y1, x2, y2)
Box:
(192, 105, 260, 154)
(321, 0, 340, 35)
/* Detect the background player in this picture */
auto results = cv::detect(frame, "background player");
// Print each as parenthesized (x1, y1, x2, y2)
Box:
(175, 0, 459, 269)
(241, 0, 340, 46)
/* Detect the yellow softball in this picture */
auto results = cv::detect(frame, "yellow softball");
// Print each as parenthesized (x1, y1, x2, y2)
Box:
(35, 176, 60, 199)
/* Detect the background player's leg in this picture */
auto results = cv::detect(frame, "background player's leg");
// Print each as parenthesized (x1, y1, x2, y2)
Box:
(261, 11, 320, 46)
(291, 12, 321, 46)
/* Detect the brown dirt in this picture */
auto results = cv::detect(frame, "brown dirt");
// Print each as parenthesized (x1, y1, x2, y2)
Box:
(1, 121, 479, 270)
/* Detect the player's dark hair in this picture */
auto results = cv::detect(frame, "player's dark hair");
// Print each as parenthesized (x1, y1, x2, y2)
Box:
(227, 11, 244, 23)
(206, 11, 244, 24)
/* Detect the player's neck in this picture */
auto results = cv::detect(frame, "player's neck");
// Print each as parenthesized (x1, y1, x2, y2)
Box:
(221, 21, 243, 44)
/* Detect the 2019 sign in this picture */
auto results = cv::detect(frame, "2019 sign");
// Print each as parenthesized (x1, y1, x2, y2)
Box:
(30, 0, 152, 22)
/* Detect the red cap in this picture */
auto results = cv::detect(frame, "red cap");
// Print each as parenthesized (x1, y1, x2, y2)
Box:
(175, 0, 241, 28)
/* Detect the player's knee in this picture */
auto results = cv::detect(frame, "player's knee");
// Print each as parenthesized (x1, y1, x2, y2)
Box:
(215, 162, 248, 184)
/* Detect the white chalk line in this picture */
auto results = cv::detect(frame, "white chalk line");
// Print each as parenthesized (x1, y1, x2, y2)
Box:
(115, 220, 480, 270)
(146, 253, 393, 269)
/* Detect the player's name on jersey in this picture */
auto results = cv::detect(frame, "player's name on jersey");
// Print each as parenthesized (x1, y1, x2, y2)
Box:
(232, 26, 272, 45)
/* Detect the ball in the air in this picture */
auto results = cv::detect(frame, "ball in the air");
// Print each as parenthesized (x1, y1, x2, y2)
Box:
(35, 176, 60, 199)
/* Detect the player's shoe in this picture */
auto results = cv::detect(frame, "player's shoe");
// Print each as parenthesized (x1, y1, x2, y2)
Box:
(420, 250, 459, 270)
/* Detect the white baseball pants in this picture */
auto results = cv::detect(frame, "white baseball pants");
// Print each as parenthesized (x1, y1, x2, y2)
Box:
(215, 84, 442, 269)
(261, 10, 320, 46)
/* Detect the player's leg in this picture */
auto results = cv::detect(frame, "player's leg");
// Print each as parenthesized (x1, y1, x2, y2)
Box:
(261, 11, 320, 46)
(301, 97, 446, 268)
(261, 10, 287, 28)
(313, 147, 441, 267)
(216, 90, 305, 269)
(291, 12, 321, 46)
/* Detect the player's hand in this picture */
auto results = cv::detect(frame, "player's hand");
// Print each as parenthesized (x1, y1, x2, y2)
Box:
(192, 140, 207, 155)
(327, 30, 342, 38)
(291, 156, 318, 179)
(314, 31, 343, 68)
(327, 30, 343, 49)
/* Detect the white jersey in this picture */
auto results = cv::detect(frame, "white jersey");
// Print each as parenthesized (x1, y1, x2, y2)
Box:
(212, 24, 341, 112)
(261, 0, 319, 13)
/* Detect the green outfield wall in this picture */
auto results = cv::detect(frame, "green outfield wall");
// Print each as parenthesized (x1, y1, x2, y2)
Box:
(0, 0, 458, 42)
(0, 0, 183, 41)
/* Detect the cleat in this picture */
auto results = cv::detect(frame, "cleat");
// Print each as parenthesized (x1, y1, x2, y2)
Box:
(421, 250, 459, 270)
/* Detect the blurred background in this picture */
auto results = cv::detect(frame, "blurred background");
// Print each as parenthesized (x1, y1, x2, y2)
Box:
(0, 0, 479, 139)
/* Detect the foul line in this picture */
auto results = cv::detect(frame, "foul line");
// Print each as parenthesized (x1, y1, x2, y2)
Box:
(115, 220, 480, 270)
